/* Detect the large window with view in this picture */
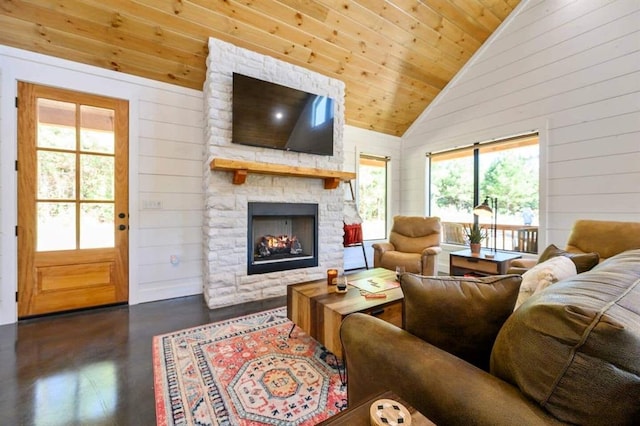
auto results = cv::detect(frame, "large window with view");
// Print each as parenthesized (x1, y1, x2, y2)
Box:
(429, 134, 539, 253)
(358, 155, 388, 240)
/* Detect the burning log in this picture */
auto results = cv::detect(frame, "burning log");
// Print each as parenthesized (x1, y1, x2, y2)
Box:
(256, 235, 303, 257)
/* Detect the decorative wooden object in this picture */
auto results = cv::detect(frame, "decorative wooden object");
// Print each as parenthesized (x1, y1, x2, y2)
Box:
(210, 157, 356, 189)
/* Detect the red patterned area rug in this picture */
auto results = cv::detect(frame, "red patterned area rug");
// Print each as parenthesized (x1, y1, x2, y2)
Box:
(153, 307, 347, 425)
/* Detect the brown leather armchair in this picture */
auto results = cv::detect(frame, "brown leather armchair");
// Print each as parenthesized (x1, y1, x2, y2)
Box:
(509, 219, 640, 274)
(372, 216, 442, 275)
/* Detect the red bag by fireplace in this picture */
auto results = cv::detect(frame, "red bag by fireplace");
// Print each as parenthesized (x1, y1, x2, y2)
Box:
(343, 223, 363, 246)
(343, 200, 363, 247)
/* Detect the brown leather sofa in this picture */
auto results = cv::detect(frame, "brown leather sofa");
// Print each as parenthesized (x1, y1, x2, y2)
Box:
(372, 216, 442, 275)
(509, 219, 640, 274)
(341, 249, 640, 425)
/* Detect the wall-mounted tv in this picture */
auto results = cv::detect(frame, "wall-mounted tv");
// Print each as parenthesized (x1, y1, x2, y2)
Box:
(232, 73, 335, 156)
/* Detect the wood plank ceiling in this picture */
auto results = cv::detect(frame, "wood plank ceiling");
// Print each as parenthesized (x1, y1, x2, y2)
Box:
(0, 0, 520, 136)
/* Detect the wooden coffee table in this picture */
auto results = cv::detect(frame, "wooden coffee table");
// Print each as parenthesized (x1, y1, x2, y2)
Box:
(287, 268, 402, 358)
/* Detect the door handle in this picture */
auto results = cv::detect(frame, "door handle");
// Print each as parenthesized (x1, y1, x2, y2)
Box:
(118, 212, 126, 219)
(370, 308, 385, 316)
(119, 224, 127, 231)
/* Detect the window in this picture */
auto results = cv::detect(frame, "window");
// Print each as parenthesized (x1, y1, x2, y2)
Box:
(358, 155, 388, 240)
(429, 134, 539, 253)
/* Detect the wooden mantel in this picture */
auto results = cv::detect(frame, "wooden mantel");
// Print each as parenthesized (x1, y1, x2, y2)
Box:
(210, 158, 356, 189)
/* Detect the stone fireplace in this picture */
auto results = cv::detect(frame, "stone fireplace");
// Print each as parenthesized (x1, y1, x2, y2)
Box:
(203, 37, 347, 309)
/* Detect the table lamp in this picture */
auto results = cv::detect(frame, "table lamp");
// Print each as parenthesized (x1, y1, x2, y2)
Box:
(474, 197, 498, 253)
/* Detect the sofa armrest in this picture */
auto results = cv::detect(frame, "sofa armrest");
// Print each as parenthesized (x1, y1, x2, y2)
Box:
(372, 242, 394, 253)
(421, 246, 442, 256)
(506, 258, 538, 275)
(340, 314, 562, 425)
(506, 266, 530, 275)
(372, 242, 395, 267)
(510, 258, 538, 269)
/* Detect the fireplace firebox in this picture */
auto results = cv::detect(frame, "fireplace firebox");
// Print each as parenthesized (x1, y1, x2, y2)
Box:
(247, 202, 319, 275)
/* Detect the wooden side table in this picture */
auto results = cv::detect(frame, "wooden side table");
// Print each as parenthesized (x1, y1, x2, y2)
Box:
(318, 390, 435, 425)
(450, 249, 521, 276)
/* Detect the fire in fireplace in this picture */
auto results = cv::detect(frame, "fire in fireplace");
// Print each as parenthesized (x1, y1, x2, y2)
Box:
(248, 202, 318, 275)
(256, 234, 303, 258)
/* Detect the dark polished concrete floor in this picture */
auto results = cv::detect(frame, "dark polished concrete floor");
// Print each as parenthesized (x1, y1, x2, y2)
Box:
(0, 295, 286, 425)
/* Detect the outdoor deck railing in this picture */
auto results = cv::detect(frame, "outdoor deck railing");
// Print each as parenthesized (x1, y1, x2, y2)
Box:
(442, 221, 539, 254)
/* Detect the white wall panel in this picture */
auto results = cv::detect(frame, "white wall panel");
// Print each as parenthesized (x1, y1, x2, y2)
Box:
(550, 173, 640, 196)
(138, 175, 202, 193)
(408, 39, 639, 145)
(139, 138, 203, 160)
(138, 100, 202, 127)
(138, 119, 202, 143)
(138, 157, 201, 176)
(548, 152, 640, 179)
(138, 226, 202, 247)
(138, 192, 203, 210)
(549, 193, 640, 214)
(138, 210, 203, 228)
(403, 0, 640, 263)
(449, 2, 638, 98)
(137, 277, 202, 303)
(138, 244, 202, 266)
(549, 133, 638, 161)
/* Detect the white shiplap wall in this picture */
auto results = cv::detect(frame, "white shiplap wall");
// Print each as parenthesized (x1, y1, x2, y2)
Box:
(0, 46, 204, 324)
(403, 0, 640, 252)
(343, 125, 402, 270)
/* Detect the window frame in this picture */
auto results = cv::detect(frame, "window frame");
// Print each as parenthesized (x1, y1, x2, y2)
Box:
(358, 154, 390, 241)
(428, 133, 539, 253)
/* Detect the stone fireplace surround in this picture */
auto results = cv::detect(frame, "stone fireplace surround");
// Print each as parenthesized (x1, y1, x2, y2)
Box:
(203, 37, 347, 309)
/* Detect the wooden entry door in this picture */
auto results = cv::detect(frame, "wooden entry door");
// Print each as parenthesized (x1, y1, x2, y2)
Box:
(17, 82, 129, 318)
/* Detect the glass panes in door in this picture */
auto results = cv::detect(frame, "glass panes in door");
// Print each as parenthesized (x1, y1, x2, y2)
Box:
(36, 99, 116, 251)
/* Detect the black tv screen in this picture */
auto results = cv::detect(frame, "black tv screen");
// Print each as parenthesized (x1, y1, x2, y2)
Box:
(232, 73, 335, 156)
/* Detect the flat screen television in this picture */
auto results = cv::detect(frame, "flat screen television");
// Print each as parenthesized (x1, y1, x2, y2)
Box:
(232, 73, 335, 156)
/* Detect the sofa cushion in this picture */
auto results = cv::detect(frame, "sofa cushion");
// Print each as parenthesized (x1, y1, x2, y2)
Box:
(515, 255, 577, 310)
(401, 273, 521, 371)
(538, 243, 599, 273)
(491, 249, 640, 425)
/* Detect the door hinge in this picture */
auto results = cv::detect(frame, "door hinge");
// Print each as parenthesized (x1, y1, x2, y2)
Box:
(15, 291, 18, 302)
(15, 226, 18, 236)
(15, 97, 18, 108)
(15, 160, 18, 171)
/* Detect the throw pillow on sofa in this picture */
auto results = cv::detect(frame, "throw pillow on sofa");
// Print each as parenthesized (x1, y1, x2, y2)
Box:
(400, 273, 522, 371)
(515, 255, 577, 310)
(491, 249, 640, 425)
(538, 243, 599, 273)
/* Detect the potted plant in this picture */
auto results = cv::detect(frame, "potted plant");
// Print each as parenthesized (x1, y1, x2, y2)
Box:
(464, 223, 487, 254)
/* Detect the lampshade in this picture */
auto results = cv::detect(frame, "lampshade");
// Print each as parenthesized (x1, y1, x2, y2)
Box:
(473, 198, 493, 217)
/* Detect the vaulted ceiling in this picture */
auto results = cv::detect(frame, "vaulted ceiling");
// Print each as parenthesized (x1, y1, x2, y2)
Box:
(0, 0, 520, 136)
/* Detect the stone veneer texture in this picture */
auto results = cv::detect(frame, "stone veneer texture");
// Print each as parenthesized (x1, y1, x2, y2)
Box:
(203, 37, 347, 309)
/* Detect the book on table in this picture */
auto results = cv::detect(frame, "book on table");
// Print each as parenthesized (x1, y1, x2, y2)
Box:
(348, 277, 399, 293)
